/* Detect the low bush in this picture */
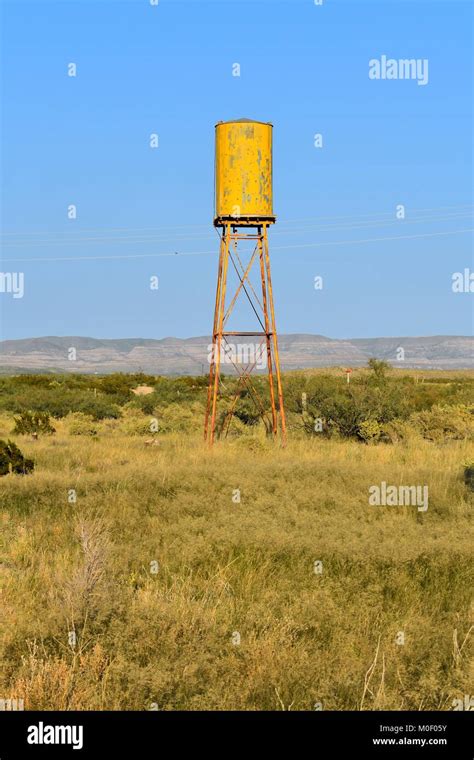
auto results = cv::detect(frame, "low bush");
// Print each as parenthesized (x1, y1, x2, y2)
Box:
(0, 439, 34, 476)
(357, 419, 383, 443)
(408, 404, 474, 442)
(383, 404, 474, 444)
(119, 408, 158, 436)
(12, 411, 55, 436)
(66, 413, 99, 436)
(381, 419, 420, 444)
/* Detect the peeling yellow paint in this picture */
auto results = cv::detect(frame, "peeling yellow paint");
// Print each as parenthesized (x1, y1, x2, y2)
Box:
(215, 119, 274, 221)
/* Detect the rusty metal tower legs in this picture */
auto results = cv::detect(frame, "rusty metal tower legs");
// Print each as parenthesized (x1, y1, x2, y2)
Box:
(204, 223, 287, 446)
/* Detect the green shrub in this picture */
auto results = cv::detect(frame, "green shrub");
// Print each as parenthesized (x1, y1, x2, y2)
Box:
(156, 402, 205, 434)
(464, 464, 474, 491)
(381, 419, 420, 444)
(357, 419, 382, 443)
(0, 387, 121, 419)
(0, 439, 34, 476)
(367, 358, 390, 382)
(127, 394, 158, 416)
(12, 411, 55, 436)
(73, 398, 122, 421)
(119, 402, 204, 436)
(66, 413, 98, 436)
(382, 405, 473, 444)
(232, 435, 267, 452)
(119, 409, 158, 436)
(408, 404, 474, 443)
(0, 372, 473, 445)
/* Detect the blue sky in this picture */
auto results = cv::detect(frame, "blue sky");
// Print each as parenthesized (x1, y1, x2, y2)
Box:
(1, 0, 472, 341)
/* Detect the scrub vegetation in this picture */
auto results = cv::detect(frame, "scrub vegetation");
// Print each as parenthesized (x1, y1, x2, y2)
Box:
(0, 366, 472, 710)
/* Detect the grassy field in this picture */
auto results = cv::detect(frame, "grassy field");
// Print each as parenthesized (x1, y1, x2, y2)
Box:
(0, 370, 473, 711)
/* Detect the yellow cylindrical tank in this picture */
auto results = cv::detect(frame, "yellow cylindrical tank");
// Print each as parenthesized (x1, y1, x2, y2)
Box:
(215, 119, 274, 224)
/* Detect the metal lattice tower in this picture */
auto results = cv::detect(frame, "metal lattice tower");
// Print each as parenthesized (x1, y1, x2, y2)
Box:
(204, 120, 286, 446)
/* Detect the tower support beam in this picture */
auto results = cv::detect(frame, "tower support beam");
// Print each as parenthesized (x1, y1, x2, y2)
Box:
(204, 223, 286, 446)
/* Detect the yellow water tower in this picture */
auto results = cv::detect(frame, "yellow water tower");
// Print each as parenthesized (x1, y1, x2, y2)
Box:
(205, 119, 286, 446)
(214, 119, 275, 224)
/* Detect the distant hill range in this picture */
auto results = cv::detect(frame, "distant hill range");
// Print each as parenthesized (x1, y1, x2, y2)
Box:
(0, 335, 472, 374)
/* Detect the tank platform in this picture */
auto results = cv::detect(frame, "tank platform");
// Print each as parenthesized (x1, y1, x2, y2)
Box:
(214, 215, 276, 227)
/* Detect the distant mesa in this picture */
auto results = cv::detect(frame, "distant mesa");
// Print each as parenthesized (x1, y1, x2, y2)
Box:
(0, 334, 472, 374)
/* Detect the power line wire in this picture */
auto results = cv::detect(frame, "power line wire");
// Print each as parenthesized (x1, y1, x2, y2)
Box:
(1, 203, 472, 239)
(2, 211, 472, 248)
(3, 227, 472, 263)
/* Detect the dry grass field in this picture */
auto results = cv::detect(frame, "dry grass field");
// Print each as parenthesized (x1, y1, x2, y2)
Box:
(0, 368, 473, 711)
